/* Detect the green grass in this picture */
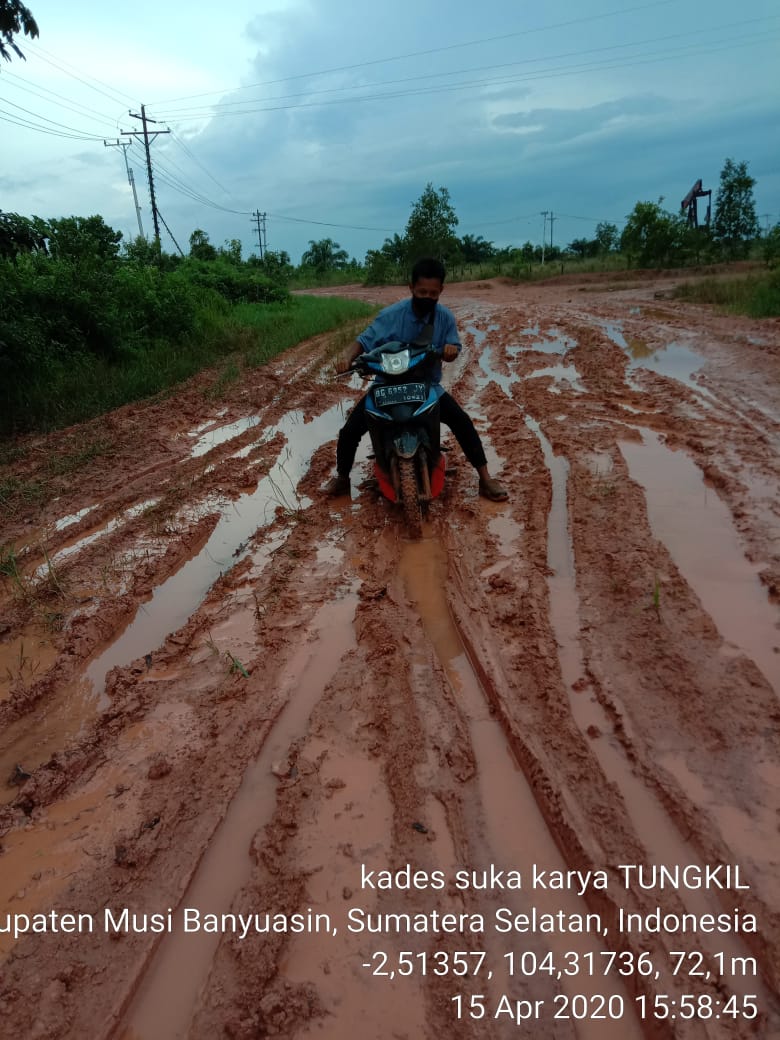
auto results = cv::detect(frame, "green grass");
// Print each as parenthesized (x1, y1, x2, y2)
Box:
(233, 295, 376, 365)
(672, 271, 780, 317)
(0, 296, 377, 439)
(288, 266, 365, 290)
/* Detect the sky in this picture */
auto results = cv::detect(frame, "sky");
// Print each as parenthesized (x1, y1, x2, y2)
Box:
(1, 0, 778, 264)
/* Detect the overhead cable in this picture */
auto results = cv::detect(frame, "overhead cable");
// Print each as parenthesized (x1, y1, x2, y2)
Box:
(149, 0, 677, 105)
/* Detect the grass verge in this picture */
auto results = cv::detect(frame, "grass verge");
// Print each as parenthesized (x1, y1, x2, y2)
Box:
(672, 270, 780, 317)
(1, 295, 377, 438)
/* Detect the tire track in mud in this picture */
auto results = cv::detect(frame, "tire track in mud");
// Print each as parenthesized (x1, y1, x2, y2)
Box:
(0, 281, 778, 1038)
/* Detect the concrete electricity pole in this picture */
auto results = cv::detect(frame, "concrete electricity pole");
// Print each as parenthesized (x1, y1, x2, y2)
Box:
(549, 211, 556, 252)
(121, 105, 170, 249)
(540, 211, 549, 264)
(104, 139, 144, 238)
(252, 210, 267, 258)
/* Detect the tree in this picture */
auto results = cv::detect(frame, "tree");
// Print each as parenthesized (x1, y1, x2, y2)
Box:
(0, 0, 38, 64)
(404, 183, 459, 264)
(189, 228, 217, 261)
(247, 249, 292, 283)
(218, 238, 242, 264)
(460, 234, 495, 264)
(763, 223, 780, 268)
(380, 232, 407, 266)
(566, 237, 598, 259)
(595, 221, 619, 254)
(620, 199, 690, 268)
(300, 238, 349, 272)
(0, 210, 46, 259)
(45, 215, 122, 265)
(713, 158, 759, 260)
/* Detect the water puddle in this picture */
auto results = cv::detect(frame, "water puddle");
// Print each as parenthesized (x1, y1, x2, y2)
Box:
(526, 364, 585, 394)
(32, 500, 159, 580)
(488, 513, 523, 557)
(525, 422, 765, 1001)
(189, 415, 261, 458)
(507, 328, 576, 357)
(471, 324, 584, 396)
(1, 403, 351, 786)
(53, 505, 97, 532)
(619, 430, 779, 696)
(119, 590, 359, 1040)
(399, 538, 640, 1040)
(601, 321, 715, 402)
(631, 341, 706, 385)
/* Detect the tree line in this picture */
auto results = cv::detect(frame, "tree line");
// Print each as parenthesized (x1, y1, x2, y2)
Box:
(303, 159, 775, 283)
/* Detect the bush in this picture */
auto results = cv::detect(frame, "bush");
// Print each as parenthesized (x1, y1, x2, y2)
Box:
(179, 258, 288, 304)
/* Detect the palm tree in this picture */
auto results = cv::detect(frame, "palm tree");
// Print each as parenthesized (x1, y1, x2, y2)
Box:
(300, 238, 349, 272)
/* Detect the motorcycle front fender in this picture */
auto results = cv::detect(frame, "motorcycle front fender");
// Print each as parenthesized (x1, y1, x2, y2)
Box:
(393, 429, 421, 460)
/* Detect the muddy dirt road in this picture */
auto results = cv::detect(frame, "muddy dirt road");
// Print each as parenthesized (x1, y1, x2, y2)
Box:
(0, 275, 778, 1039)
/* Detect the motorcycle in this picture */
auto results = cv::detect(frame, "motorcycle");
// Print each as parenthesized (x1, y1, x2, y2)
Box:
(349, 338, 446, 538)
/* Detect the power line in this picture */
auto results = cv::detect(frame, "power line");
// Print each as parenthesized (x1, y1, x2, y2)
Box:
(170, 132, 231, 196)
(0, 94, 106, 139)
(130, 140, 251, 215)
(154, 30, 779, 124)
(23, 41, 136, 107)
(155, 14, 780, 118)
(0, 106, 104, 139)
(1, 70, 119, 128)
(150, 0, 677, 105)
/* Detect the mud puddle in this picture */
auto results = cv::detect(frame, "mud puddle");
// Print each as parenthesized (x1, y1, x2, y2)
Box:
(189, 416, 261, 458)
(619, 429, 779, 695)
(528, 423, 768, 1003)
(0, 404, 350, 790)
(399, 537, 641, 1040)
(31, 499, 160, 580)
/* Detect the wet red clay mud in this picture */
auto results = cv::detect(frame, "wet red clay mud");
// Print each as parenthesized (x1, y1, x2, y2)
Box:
(0, 276, 778, 1039)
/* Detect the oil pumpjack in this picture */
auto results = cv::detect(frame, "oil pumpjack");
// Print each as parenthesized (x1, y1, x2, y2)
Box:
(681, 179, 712, 228)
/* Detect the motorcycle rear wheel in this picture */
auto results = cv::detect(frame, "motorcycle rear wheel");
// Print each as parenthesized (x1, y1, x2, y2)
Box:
(399, 457, 423, 539)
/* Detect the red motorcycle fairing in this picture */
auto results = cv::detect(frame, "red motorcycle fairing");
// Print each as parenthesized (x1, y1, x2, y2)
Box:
(373, 452, 445, 504)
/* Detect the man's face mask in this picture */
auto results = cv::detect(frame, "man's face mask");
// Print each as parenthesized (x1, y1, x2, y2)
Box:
(412, 295, 437, 318)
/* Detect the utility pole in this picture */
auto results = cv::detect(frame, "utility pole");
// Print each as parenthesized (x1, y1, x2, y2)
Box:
(252, 210, 267, 259)
(540, 211, 548, 264)
(104, 139, 144, 238)
(121, 105, 169, 250)
(549, 210, 556, 252)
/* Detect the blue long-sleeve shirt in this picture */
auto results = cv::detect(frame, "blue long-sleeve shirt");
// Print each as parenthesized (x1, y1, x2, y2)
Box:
(357, 298, 462, 398)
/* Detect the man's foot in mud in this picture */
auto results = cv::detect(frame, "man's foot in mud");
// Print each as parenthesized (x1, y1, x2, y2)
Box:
(479, 476, 509, 501)
(323, 474, 351, 497)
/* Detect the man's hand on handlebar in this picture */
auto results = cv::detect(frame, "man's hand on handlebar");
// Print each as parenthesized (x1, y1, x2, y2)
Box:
(333, 340, 363, 376)
(441, 344, 459, 362)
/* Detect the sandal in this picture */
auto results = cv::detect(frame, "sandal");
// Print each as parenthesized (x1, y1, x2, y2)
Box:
(323, 474, 351, 497)
(479, 477, 509, 501)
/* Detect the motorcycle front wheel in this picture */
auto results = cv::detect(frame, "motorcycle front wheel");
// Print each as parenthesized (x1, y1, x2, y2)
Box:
(399, 457, 423, 540)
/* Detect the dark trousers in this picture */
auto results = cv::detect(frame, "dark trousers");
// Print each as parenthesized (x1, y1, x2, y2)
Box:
(336, 392, 487, 475)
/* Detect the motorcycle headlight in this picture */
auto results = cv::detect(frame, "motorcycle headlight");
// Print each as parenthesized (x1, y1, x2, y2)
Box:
(380, 349, 411, 374)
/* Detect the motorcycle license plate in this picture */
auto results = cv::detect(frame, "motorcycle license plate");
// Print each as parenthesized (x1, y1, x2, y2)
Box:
(373, 383, 426, 406)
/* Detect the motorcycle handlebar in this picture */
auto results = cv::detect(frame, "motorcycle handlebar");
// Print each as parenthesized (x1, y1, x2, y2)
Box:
(345, 342, 442, 375)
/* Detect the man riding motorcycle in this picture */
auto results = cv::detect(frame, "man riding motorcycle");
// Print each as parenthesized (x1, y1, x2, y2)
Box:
(323, 257, 509, 502)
